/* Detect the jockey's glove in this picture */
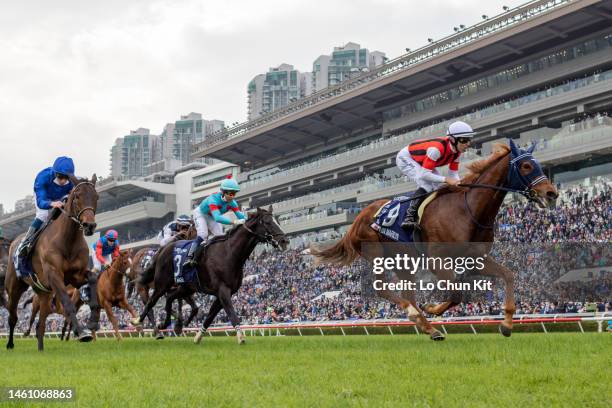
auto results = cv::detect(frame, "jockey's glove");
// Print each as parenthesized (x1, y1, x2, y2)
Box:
(233, 219, 246, 225)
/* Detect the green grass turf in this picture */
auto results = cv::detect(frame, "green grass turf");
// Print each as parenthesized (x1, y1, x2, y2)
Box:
(1, 333, 609, 407)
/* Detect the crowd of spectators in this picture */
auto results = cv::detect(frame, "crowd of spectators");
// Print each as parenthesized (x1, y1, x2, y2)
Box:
(1, 179, 609, 332)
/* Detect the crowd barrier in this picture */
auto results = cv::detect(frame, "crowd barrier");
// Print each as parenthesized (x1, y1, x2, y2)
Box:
(2, 313, 610, 339)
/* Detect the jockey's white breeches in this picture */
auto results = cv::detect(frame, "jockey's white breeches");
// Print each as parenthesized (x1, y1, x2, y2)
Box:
(192, 207, 223, 241)
(396, 147, 442, 193)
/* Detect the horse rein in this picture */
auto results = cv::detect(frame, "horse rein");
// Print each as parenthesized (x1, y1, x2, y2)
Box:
(457, 156, 549, 229)
(242, 219, 283, 249)
(58, 181, 97, 230)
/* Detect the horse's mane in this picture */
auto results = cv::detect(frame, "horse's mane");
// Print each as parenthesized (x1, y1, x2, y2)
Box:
(434, 144, 510, 196)
(461, 144, 510, 184)
(208, 210, 269, 245)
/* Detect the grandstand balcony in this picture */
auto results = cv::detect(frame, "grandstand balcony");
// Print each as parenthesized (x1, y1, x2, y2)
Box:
(279, 211, 358, 234)
(238, 69, 612, 201)
(96, 200, 175, 229)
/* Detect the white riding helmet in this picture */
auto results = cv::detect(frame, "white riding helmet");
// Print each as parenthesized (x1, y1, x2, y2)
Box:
(447, 121, 475, 138)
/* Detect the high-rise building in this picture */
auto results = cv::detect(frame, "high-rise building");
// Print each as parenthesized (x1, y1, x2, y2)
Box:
(172, 113, 224, 166)
(312, 42, 386, 92)
(109, 128, 159, 178)
(110, 137, 124, 179)
(247, 64, 311, 120)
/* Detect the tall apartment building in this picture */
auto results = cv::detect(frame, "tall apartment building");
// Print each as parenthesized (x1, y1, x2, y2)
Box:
(247, 64, 311, 120)
(172, 113, 224, 166)
(312, 42, 386, 92)
(109, 128, 159, 178)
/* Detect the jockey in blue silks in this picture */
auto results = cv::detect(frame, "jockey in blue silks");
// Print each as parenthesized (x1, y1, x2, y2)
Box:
(17, 156, 75, 258)
(182, 177, 246, 268)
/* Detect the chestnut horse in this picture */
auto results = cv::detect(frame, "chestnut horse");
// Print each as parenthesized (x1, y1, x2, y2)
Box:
(5, 175, 100, 351)
(311, 141, 558, 340)
(64, 250, 142, 340)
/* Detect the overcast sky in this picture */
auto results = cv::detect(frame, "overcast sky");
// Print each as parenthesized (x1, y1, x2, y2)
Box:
(0, 0, 526, 211)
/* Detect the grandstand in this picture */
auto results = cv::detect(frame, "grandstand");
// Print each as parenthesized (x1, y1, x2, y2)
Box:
(193, 0, 612, 247)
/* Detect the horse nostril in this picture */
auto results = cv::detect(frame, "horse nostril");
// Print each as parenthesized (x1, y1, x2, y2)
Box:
(546, 191, 558, 200)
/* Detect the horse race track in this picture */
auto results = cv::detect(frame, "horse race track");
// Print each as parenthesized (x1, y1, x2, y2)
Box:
(1, 333, 609, 407)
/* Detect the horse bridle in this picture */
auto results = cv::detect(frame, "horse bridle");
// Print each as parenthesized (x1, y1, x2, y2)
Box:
(242, 216, 285, 249)
(459, 150, 549, 229)
(58, 181, 97, 230)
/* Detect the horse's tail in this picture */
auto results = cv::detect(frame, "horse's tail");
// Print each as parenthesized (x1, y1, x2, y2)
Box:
(309, 229, 360, 266)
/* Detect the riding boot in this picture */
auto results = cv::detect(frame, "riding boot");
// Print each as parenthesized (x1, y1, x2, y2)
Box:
(182, 236, 204, 269)
(401, 187, 428, 230)
(17, 226, 38, 258)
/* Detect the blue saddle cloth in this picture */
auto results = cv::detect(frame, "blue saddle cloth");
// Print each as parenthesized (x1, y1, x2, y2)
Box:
(13, 252, 35, 280)
(370, 194, 416, 243)
(172, 240, 198, 284)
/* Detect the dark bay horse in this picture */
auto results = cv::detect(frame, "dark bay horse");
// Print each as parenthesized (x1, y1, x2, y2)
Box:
(128, 225, 197, 338)
(311, 141, 558, 340)
(0, 237, 11, 308)
(5, 175, 100, 351)
(137, 207, 288, 344)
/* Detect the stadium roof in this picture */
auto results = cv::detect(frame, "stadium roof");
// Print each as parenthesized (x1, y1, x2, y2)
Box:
(192, 0, 612, 167)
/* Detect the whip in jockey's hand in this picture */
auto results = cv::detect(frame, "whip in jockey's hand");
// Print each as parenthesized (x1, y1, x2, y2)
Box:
(395, 121, 475, 230)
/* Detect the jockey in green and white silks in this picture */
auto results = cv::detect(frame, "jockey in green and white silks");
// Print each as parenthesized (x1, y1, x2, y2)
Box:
(182, 178, 246, 268)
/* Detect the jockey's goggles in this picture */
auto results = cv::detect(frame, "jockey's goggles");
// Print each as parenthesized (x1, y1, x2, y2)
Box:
(107, 238, 116, 243)
(56, 173, 69, 180)
(456, 137, 472, 144)
(222, 191, 237, 196)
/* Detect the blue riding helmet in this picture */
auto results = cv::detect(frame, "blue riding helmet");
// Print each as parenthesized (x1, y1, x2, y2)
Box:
(220, 178, 240, 192)
(52, 156, 75, 177)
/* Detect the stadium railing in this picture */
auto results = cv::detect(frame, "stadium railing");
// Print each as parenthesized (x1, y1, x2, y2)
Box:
(2, 313, 609, 339)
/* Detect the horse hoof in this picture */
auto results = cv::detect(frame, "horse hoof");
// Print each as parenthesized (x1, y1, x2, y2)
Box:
(499, 325, 512, 337)
(236, 331, 246, 345)
(78, 330, 93, 343)
(130, 318, 142, 328)
(155, 333, 165, 340)
(6, 342, 14, 350)
(194, 331, 204, 344)
(430, 330, 445, 341)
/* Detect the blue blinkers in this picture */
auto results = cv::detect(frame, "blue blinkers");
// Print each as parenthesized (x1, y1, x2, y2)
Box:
(507, 139, 548, 192)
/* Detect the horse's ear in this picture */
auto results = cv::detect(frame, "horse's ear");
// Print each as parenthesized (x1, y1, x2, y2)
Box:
(92, 173, 97, 186)
(527, 142, 536, 154)
(267, 205, 273, 214)
(508, 139, 520, 157)
(68, 174, 79, 186)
